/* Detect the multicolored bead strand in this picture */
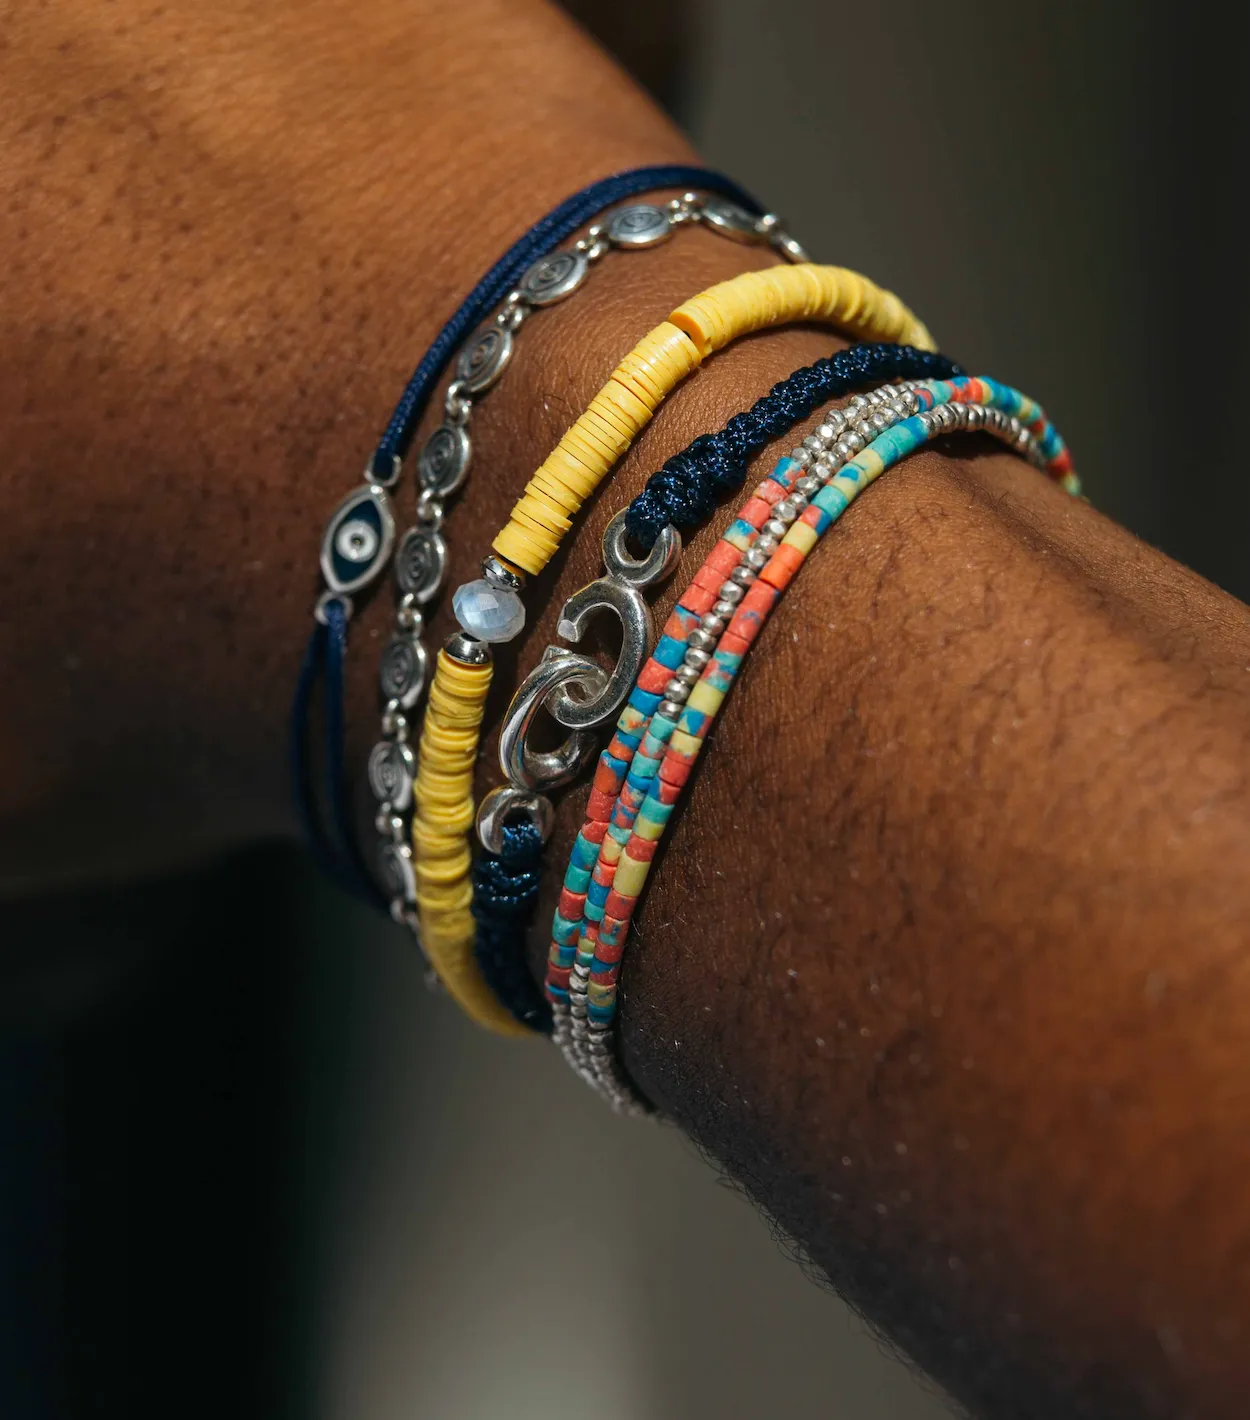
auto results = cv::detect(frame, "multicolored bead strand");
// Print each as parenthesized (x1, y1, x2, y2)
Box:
(549, 376, 1077, 1107)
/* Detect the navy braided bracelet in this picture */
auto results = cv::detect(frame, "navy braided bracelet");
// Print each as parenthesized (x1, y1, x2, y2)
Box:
(625, 343, 964, 549)
(474, 340, 963, 1032)
(291, 165, 767, 905)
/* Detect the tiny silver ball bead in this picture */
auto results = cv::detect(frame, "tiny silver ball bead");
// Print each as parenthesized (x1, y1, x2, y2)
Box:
(743, 545, 770, 571)
(675, 662, 701, 687)
(796, 474, 823, 497)
(763, 518, 789, 539)
(834, 438, 857, 460)
(871, 410, 892, 432)
(718, 580, 745, 604)
(773, 499, 798, 522)
(730, 565, 756, 586)
(815, 423, 836, 444)
(829, 410, 847, 429)
(374, 807, 393, 835)
(802, 433, 824, 451)
(789, 447, 814, 468)
(712, 598, 738, 619)
(684, 647, 711, 671)
(754, 534, 780, 557)
(386, 814, 405, 839)
(965, 404, 984, 429)
(688, 627, 718, 651)
(658, 698, 686, 719)
(381, 707, 407, 737)
(700, 613, 725, 636)
(662, 678, 690, 702)
(847, 394, 869, 411)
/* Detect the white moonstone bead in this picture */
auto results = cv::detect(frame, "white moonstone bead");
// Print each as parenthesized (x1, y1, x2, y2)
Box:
(452, 579, 525, 642)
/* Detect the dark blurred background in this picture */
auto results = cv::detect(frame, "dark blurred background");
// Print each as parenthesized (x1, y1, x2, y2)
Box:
(4, 2, 1249, 1417)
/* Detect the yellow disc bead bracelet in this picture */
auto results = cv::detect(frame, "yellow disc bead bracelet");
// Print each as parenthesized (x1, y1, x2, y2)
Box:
(415, 261, 933, 1034)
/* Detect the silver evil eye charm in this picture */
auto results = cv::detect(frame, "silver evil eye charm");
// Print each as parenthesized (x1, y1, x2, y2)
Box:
(417, 424, 471, 496)
(456, 323, 513, 393)
(605, 203, 672, 249)
(368, 739, 416, 810)
(699, 196, 768, 244)
(320, 484, 396, 595)
(379, 635, 429, 709)
(518, 248, 589, 307)
(394, 527, 447, 603)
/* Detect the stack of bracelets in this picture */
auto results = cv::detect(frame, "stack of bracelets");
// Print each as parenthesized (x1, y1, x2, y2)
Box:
(292, 166, 1080, 1104)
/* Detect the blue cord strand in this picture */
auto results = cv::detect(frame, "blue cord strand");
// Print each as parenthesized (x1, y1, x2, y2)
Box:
(294, 165, 765, 905)
(473, 340, 964, 1033)
(625, 343, 964, 549)
(472, 822, 552, 1032)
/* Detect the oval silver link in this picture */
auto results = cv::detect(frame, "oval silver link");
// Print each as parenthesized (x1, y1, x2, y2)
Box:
(697, 195, 768, 244)
(499, 646, 608, 791)
(600, 509, 682, 588)
(548, 577, 653, 731)
(394, 526, 447, 602)
(314, 589, 354, 625)
(379, 634, 429, 708)
(475, 784, 555, 855)
(456, 323, 513, 393)
(418, 423, 471, 495)
(368, 740, 415, 811)
(606, 203, 673, 249)
(519, 248, 589, 307)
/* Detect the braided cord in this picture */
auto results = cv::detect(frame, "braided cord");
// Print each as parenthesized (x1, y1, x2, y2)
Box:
(624, 343, 963, 549)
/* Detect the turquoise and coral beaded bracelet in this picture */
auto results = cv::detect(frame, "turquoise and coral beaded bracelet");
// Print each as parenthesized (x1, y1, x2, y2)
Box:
(548, 375, 1078, 1110)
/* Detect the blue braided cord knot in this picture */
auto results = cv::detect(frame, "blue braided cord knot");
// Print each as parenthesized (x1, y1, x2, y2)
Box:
(472, 821, 553, 1033)
(624, 343, 965, 549)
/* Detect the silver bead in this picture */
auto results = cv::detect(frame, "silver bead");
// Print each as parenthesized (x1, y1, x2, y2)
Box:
(395, 595, 423, 634)
(712, 598, 738, 619)
(814, 422, 837, 444)
(743, 545, 770, 570)
(481, 555, 525, 591)
(834, 437, 858, 460)
(380, 704, 408, 738)
(772, 499, 799, 522)
(754, 533, 780, 556)
(788, 447, 814, 468)
(796, 475, 823, 497)
(663, 679, 690, 703)
(658, 698, 686, 719)
(688, 627, 718, 652)
(717, 581, 745, 604)
(444, 631, 492, 665)
(684, 647, 711, 671)
(802, 433, 824, 452)
(700, 613, 725, 636)
(871, 410, 891, 432)
(965, 404, 985, 430)
(674, 662, 701, 687)
(854, 420, 874, 442)
(730, 565, 756, 586)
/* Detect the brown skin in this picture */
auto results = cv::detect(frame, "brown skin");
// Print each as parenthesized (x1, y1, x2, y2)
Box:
(5, 2, 1250, 1417)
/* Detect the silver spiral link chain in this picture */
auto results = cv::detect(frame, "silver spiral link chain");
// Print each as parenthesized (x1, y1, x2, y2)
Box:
(358, 193, 808, 941)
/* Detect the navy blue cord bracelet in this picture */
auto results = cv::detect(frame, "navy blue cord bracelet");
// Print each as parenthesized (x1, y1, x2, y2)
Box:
(291, 166, 767, 906)
(472, 341, 964, 1032)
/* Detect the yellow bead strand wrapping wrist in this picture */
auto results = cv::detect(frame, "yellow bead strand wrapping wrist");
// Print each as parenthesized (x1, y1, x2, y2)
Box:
(413, 648, 531, 1039)
(493, 263, 934, 575)
(423, 262, 934, 1035)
